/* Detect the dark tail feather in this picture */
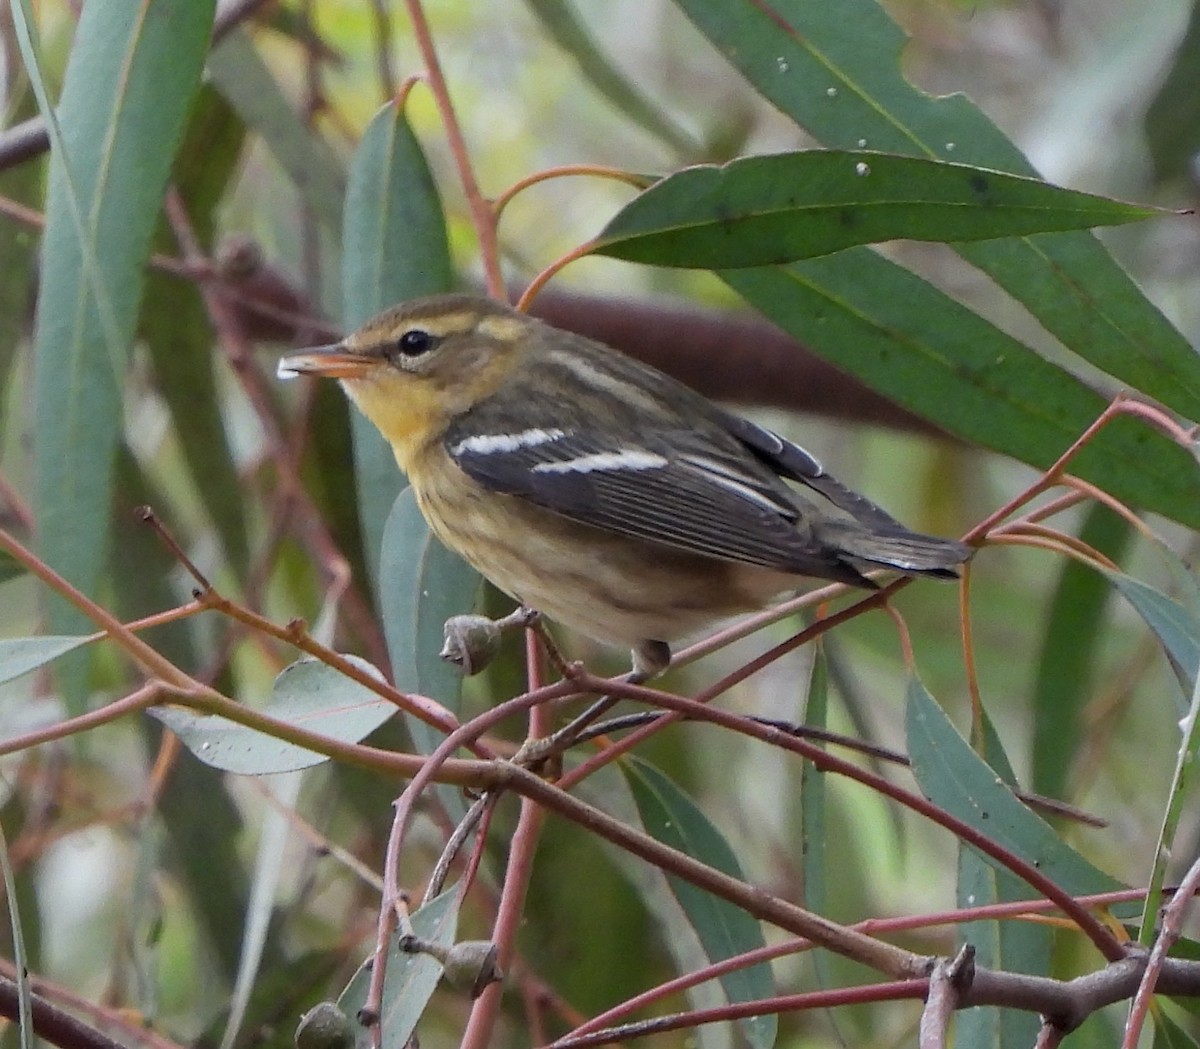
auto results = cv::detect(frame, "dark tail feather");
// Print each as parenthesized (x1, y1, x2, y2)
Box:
(818, 521, 973, 579)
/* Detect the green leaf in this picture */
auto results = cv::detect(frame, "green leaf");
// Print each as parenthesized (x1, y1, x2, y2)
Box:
(1153, 1007, 1200, 1049)
(1145, 3, 1200, 186)
(1104, 570, 1200, 694)
(0, 636, 94, 688)
(799, 646, 828, 921)
(625, 757, 777, 1049)
(1163, 939, 1200, 1024)
(0, 83, 39, 396)
(113, 447, 257, 983)
(0, 552, 27, 587)
(591, 151, 1159, 269)
(722, 258, 1200, 530)
(672, 0, 1200, 426)
(1031, 509, 1131, 798)
(955, 714, 1046, 1049)
(954, 853, 1045, 1049)
(1117, 568, 1200, 946)
(142, 84, 250, 573)
(378, 489, 478, 826)
(152, 656, 394, 775)
(905, 675, 1117, 895)
(207, 29, 345, 236)
(31, 0, 215, 710)
(379, 488, 479, 707)
(522, 0, 699, 155)
(337, 889, 460, 1049)
(342, 99, 454, 592)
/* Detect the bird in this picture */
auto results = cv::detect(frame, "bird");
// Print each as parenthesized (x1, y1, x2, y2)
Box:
(278, 293, 972, 680)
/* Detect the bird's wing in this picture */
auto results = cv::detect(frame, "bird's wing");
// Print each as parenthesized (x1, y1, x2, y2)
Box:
(443, 408, 868, 581)
(719, 411, 972, 575)
(717, 410, 910, 531)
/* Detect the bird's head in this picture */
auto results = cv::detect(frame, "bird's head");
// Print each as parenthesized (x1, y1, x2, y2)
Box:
(278, 294, 532, 468)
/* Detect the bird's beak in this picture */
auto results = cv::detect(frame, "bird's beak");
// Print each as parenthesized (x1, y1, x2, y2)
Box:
(276, 343, 376, 380)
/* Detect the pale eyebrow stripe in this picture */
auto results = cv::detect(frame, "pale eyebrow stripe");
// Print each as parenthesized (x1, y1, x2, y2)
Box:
(451, 428, 567, 455)
(532, 450, 668, 474)
(546, 351, 665, 414)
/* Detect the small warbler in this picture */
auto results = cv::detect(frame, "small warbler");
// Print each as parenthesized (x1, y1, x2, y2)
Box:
(278, 294, 971, 678)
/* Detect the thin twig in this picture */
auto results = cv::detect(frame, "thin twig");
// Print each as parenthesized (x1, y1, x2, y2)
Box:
(1122, 813, 1200, 1046)
(919, 946, 975, 1049)
(402, 0, 503, 297)
(554, 672, 1127, 962)
(366, 0, 397, 100)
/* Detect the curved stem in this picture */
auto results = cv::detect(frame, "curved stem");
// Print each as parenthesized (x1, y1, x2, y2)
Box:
(556, 673, 1126, 962)
(492, 164, 645, 219)
(0, 528, 204, 692)
(403, 0, 503, 297)
(517, 243, 594, 311)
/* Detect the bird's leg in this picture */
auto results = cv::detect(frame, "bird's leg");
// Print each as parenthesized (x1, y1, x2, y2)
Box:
(514, 640, 671, 772)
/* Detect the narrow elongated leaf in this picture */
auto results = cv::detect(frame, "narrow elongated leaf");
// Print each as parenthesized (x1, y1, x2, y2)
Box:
(799, 647, 828, 919)
(378, 490, 477, 825)
(0, 553, 23, 587)
(0, 85, 39, 394)
(672, 0, 1200, 423)
(142, 81, 248, 571)
(153, 656, 394, 775)
(1102, 554, 1200, 946)
(1153, 1010, 1200, 1049)
(722, 257, 1200, 530)
(906, 676, 1116, 895)
(956, 708, 1046, 1049)
(115, 445, 254, 983)
(142, 84, 249, 573)
(1104, 570, 1200, 693)
(337, 888, 460, 1049)
(1145, 3, 1200, 185)
(955, 854, 1044, 1049)
(522, 0, 699, 154)
(32, 0, 215, 710)
(592, 151, 1159, 268)
(0, 636, 94, 687)
(379, 488, 479, 707)
(339, 103, 469, 823)
(220, 771, 302, 1049)
(625, 758, 777, 1049)
(1031, 510, 1130, 798)
(207, 29, 344, 235)
(342, 99, 454, 591)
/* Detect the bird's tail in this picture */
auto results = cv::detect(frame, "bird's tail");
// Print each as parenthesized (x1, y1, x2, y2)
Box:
(817, 520, 973, 579)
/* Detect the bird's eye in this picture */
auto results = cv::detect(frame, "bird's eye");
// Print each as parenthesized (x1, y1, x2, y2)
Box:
(396, 329, 437, 357)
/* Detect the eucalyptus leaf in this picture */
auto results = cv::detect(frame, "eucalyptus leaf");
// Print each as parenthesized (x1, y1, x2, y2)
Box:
(0, 636, 94, 688)
(523, 0, 699, 154)
(153, 657, 393, 775)
(379, 489, 478, 826)
(723, 258, 1200, 530)
(337, 888, 460, 1049)
(207, 29, 344, 235)
(32, 0, 215, 710)
(906, 676, 1116, 896)
(342, 99, 454, 592)
(592, 151, 1160, 268)
(625, 757, 777, 1049)
(672, 0, 1200, 425)
(1104, 569, 1200, 695)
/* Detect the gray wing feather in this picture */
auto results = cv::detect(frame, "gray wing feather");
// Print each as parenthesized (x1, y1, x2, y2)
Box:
(443, 410, 863, 577)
